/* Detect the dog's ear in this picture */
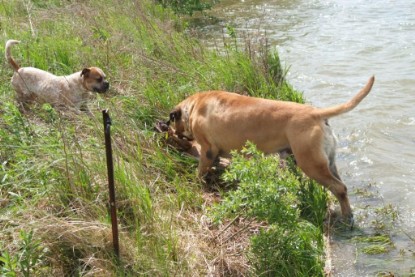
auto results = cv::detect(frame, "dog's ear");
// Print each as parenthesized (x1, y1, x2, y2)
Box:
(81, 68, 91, 77)
(169, 108, 181, 122)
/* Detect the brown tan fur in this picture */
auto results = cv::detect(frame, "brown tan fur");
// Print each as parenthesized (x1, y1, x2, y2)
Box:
(169, 76, 375, 220)
(5, 39, 109, 112)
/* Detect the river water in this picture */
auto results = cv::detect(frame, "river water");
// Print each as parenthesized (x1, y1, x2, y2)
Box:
(196, 0, 415, 275)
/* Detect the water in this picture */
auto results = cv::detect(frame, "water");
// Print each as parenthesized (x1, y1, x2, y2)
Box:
(197, 0, 415, 275)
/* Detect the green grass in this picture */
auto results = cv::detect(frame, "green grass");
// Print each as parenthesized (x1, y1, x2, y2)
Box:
(211, 142, 326, 276)
(1, 0, 325, 275)
(353, 234, 394, 255)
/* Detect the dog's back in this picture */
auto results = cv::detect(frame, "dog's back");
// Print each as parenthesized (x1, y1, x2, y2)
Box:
(178, 91, 312, 155)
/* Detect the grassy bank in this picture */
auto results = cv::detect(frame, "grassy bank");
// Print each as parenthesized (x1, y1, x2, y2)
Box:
(0, 0, 327, 275)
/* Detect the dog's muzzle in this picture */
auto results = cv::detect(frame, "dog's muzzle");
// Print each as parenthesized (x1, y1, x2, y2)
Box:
(94, 81, 110, 93)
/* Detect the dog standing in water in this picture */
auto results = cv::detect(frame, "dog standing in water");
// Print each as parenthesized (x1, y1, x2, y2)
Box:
(168, 76, 375, 222)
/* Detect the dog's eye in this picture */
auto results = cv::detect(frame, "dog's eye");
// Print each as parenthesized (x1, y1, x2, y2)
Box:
(97, 77, 103, 82)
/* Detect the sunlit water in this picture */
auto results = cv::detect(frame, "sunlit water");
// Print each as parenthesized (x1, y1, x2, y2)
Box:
(197, 0, 415, 275)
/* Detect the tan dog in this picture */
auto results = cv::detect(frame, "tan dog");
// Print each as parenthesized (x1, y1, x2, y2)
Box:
(168, 76, 375, 221)
(5, 39, 109, 112)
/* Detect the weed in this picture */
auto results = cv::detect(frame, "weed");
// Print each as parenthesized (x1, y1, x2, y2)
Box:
(250, 222, 324, 277)
(353, 234, 394, 255)
(156, 0, 218, 16)
(211, 142, 326, 276)
(375, 204, 399, 221)
(0, 230, 46, 276)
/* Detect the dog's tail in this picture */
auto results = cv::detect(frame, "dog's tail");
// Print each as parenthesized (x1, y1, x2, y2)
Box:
(5, 40, 21, 72)
(314, 76, 375, 119)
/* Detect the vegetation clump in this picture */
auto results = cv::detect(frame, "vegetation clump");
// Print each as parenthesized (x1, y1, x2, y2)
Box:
(156, 0, 219, 15)
(353, 234, 394, 255)
(0, 0, 326, 275)
(212, 142, 327, 276)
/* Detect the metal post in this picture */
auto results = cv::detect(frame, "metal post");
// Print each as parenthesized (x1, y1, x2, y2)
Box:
(102, 109, 120, 258)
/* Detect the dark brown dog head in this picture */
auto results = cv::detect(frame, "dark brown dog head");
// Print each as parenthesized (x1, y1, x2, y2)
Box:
(81, 67, 109, 93)
(169, 107, 193, 140)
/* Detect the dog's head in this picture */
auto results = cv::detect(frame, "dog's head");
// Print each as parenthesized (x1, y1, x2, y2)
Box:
(81, 67, 109, 93)
(168, 107, 193, 140)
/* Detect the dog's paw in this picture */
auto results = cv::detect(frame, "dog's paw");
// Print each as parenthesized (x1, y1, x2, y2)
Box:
(343, 214, 354, 230)
(325, 210, 354, 231)
(337, 214, 355, 230)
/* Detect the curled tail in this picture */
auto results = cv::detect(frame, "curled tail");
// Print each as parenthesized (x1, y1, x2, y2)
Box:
(5, 40, 21, 72)
(315, 76, 375, 119)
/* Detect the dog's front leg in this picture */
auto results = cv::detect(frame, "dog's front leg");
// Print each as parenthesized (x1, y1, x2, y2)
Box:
(79, 103, 94, 117)
(197, 143, 219, 180)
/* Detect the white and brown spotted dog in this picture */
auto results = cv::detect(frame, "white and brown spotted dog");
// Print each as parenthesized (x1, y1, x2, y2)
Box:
(5, 39, 109, 112)
(168, 76, 375, 221)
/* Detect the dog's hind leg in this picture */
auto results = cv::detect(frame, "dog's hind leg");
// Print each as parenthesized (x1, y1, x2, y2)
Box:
(329, 161, 342, 181)
(323, 123, 342, 181)
(293, 146, 353, 220)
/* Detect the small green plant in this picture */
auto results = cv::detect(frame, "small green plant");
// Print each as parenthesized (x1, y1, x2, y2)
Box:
(0, 102, 32, 145)
(156, 0, 219, 15)
(250, 222, 324, 277)
(211, 142, 325, 276)
(0, 230, 45, 277)
(353, 234, 394, 255)
(213, 142, 300, 225)
(0, 251, 18, 277)
(375, 204, 398, 221)
(19, 230, 44, 276)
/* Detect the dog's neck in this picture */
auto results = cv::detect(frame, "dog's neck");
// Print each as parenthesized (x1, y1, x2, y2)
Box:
(64, 71, 89, 92)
